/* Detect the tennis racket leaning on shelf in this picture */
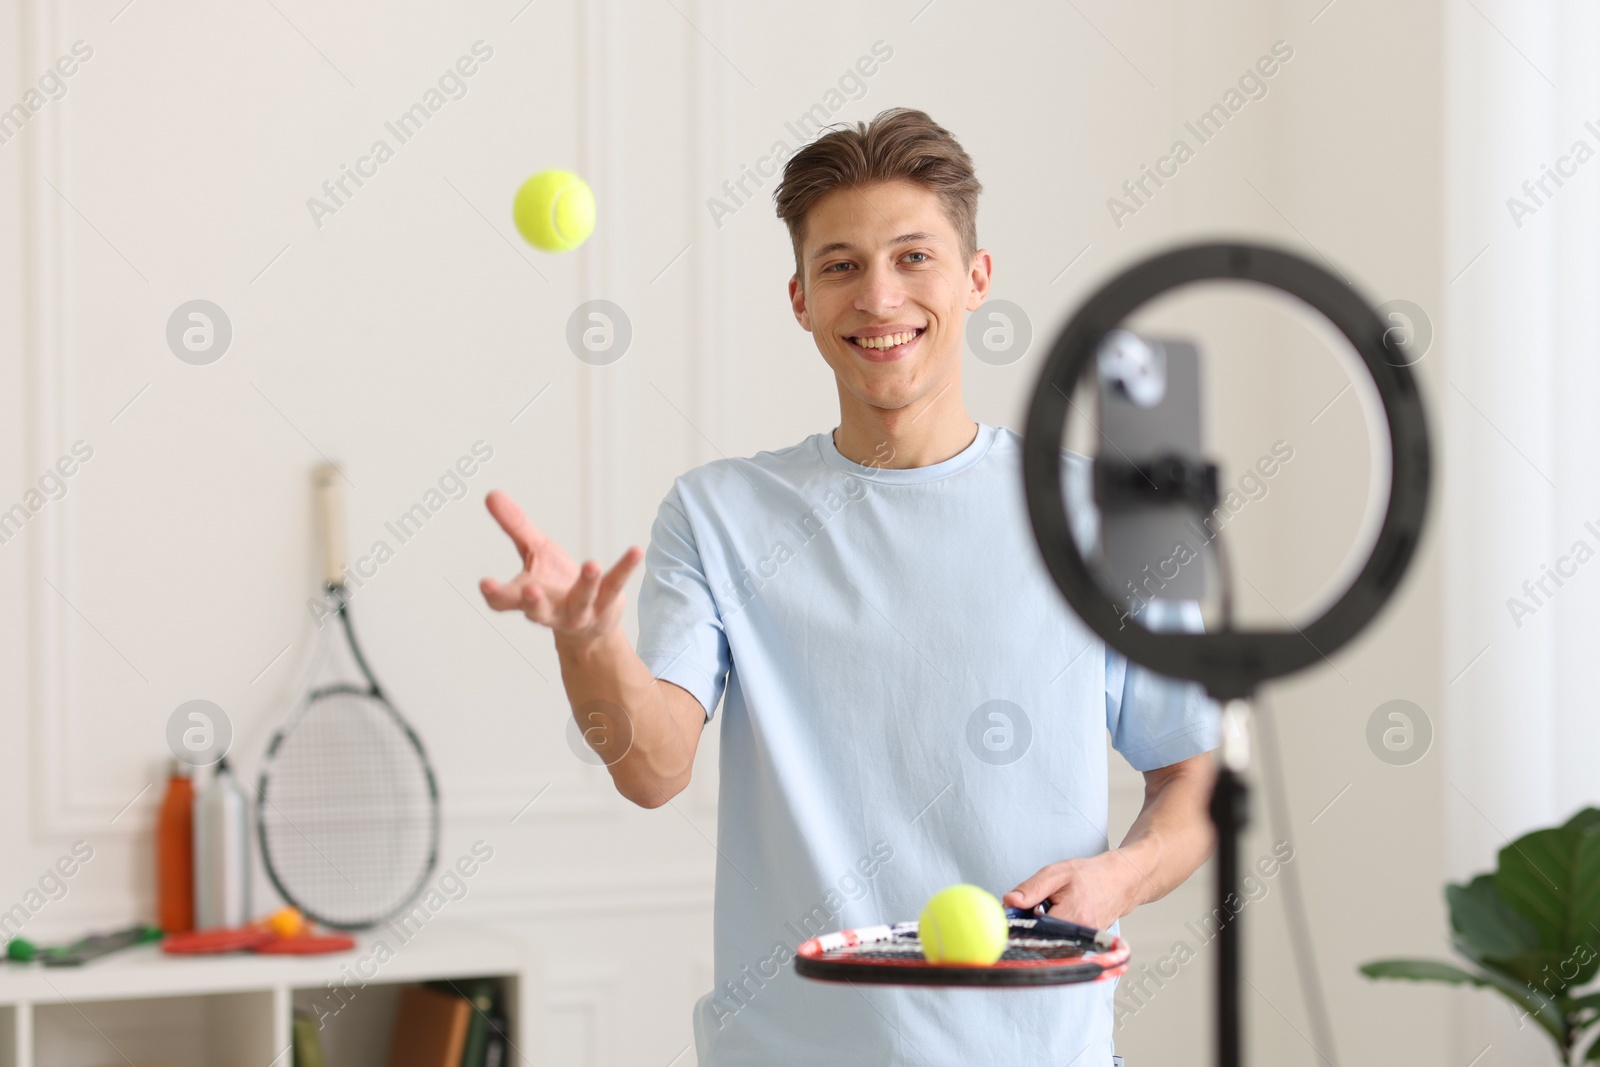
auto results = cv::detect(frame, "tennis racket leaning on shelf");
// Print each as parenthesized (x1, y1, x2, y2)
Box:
(256, 465, 441, 931)
(796, 906, 1129, 987)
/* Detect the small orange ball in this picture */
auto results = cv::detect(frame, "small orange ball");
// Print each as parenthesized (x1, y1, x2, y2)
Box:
(264, 906, 307, 938)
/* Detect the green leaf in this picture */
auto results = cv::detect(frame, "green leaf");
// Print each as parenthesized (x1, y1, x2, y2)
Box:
(1576, 1002, 1600, 1064)
(1472, 967, 1568, 1048)
(1499, 828, 1577, 951)
(1465, 934, 1574, 1017)
(1571, 991, 1600, 1015)
(1495, 822, 1600, 993)
(1571, 988, 1600, 1045)
(1494, 948, 1575, 991)
(1451, 936, 1571, 1047)
(1449, 875, 1541, 959)
(1361, 959, 1491, 983)
(1573, 831, 1600, 981)
(1361, 954, 1567, 1046)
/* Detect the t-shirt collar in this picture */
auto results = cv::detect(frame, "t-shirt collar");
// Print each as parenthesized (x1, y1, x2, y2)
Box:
(817, 422, 997, 484)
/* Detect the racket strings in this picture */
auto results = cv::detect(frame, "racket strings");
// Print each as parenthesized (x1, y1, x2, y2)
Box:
(821, 936, 1094, 964)
(260, 691, 435, 926)
(816, 919, 1100, 963)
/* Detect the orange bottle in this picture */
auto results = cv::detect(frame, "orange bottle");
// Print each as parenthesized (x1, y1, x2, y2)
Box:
(156, 759, 195, 933)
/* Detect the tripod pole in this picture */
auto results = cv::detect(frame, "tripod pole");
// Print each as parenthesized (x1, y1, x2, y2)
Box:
(1212, 698, 1252, 1067)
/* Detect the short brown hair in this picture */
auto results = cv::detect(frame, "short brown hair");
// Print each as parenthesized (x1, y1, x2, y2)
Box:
(772, 107, 983, 284)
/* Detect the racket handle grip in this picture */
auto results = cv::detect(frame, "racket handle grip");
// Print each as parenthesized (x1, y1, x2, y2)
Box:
(314, 465, 347, 587)
(1005, 906, 1113, 949)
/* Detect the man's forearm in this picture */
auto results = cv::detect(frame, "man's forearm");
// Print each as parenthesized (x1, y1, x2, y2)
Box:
(1113, 756, 1218, 911)
(554, 627, 701, 807)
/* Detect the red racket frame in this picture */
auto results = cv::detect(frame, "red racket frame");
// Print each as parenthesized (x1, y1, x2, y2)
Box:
(796, 927, 1130, 987)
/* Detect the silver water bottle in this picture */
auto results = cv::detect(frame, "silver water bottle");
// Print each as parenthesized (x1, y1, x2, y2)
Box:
(193, 756, 251, 928)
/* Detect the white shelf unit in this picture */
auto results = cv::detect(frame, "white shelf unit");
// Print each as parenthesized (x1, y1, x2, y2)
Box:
(0, 921, 534, 1067)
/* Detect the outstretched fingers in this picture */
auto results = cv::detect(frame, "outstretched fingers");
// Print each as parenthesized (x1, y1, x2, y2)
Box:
(564, 561, 603, 623)
(477, 489, 643, 639)
(593, 547, 644, 615)
(481, 574, 543, 618)
(479, 575, 523, 612)
(481, 490, 555, 615)
(560, 547, 637, 630)
(484, 490, 549, 562)
(517, 581, 555, 625)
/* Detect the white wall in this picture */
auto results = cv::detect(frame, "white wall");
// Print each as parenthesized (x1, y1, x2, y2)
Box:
(1443, 2, 1600, 1064)
(0, 0, 1470, 1064)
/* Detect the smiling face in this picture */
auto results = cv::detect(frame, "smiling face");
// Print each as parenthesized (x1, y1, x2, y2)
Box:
(788, 180, 991, 419)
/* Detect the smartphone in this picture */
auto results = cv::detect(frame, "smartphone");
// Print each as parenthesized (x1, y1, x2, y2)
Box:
(1094, 331, 1208, 612)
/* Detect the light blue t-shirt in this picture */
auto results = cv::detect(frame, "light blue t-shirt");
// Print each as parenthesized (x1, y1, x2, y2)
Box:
(637, 423, 1217, 1067)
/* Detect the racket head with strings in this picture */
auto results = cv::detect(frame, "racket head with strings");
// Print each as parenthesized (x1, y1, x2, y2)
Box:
(257, 598, 440, 930)
(257, 467, 441, 931)
(795, 911, 1130, 988)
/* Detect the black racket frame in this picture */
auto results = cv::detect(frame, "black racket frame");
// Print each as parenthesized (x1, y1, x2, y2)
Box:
(256, 583, 442, 931)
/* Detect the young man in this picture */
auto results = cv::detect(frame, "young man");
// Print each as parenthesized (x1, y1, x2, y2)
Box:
(481, 108, 1218, 1065)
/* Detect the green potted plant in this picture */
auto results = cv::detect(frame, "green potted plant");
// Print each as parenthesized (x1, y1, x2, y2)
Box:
(1361, 807, 1600, 1065)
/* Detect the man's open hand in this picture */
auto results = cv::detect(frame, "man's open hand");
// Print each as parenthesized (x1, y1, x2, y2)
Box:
(478, 490, 643, 646)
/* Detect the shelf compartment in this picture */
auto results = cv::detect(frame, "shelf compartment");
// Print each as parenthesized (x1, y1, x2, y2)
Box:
(33, 989, 275, 1067)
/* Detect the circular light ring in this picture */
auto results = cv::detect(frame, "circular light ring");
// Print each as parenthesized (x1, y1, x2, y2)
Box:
(1022, 242, 1431, 701)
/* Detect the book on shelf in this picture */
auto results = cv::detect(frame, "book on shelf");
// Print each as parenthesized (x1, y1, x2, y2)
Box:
(292, 1009, 326, 1067)
(386, 977, 506, 1067)
(453, 978, 498, 1067)
(386, 984, 472, 1067)
(482, 1014, 510, 1067)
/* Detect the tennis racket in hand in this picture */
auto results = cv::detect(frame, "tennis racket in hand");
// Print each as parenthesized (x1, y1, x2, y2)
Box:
(257, 465, 441, 930)
(795, 907, 1128, 987)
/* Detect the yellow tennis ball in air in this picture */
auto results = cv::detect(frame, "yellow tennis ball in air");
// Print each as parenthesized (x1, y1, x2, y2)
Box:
(512, 169, 596, 252)
(919, 884, 1008, 965)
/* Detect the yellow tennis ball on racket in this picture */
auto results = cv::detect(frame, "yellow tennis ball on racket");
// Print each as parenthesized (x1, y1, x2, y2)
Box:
(919, 884, 1008, 965)
(512, 169, 595, 252)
